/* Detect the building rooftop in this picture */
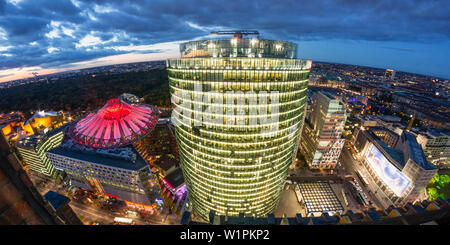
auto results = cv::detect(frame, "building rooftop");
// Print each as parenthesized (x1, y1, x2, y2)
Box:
(33, 111, 61, 118)
(47, 144, 148, 171)
(44, 191, 70, 210)
(164, 167, 185, 190)
(402, 131, 437, 170)
(16, 124, 68, 149)
(68, 95, 157, 149)
(376, 115, 402, 123)
(296, 182, 344, 215)
(154, 154, 178, 172)
(366, 130, 405, 168)
(425, 128, 450, 138)
(375, 138, 405, 167)
(320, 91, 337, 100)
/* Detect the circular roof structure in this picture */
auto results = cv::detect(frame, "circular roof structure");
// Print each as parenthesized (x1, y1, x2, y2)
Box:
(69, 97, 157, 148)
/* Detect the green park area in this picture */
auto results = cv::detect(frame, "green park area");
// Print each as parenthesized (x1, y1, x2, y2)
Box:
(427, 173, 450, 201)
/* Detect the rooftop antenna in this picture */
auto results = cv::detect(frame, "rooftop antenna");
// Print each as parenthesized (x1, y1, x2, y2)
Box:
(210, 30, 259, 39)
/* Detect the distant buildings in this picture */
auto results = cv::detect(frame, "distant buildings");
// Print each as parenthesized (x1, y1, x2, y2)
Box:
(16, 126, 66, 179)
(21, 110, 64, 135)
(46, 95, 159, 208)
(0, 112, 25, 140)
(385, 69, 395, 80)
(0, 60, 166, 89)
(354, 127, 438, 208)
(300, 91, 347, 170)
(416, 128, 450, 169)
(295, 182, 344, 217)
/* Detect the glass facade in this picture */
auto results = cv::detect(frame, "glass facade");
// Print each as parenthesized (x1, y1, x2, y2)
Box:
(180, 38, 297, 59)
(169, 36, 311, 220)
(300, 92, 347, 169)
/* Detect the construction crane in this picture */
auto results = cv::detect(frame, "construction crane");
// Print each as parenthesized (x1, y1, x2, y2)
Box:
(210, 30, 259, 39)
(406, 110, 416, 131)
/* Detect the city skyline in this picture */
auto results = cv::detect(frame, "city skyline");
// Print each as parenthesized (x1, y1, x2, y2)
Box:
(1, 0, 449, 83)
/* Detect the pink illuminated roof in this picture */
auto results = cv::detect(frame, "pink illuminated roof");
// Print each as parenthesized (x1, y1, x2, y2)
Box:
(69, 98, 157, 148)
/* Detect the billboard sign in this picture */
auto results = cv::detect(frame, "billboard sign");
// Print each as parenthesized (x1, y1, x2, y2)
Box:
(365, 144, 411, 196)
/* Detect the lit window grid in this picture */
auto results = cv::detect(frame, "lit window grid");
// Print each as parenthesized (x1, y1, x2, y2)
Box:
(47, 152, 145, 193)
(16, 131, 64, 178)
(174, 120, 303, 159)
(179, 39, 298, 59)
(169, 57, 309, 219)
(167, 57, 310, 70)
(297, 182, 344, 214)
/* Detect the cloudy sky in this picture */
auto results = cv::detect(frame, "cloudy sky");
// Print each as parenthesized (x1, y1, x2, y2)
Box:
(0, 0, 449, 82)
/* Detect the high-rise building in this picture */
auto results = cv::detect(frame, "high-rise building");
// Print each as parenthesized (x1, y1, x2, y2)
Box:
(16, 125, 66, 179)
(385, 69, 395, 80)
(46, 95, 159, 207)
(168, 31, 311, 219)
(416, 128, 450, 169)
(299, 92, 347, 170)
(0, 131, 62, 225)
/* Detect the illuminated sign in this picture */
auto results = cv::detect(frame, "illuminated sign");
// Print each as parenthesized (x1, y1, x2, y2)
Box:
(365, 144, 411, 196)
(155, 198, 164, 206)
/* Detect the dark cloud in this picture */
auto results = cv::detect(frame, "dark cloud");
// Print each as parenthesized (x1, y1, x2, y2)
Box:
(0, 0, 449, 71)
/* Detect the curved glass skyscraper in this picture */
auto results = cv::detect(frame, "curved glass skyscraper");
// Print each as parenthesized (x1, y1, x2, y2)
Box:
(168, 31, 311, 220)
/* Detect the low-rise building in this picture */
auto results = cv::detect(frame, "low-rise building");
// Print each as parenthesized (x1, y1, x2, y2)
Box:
(47, 142, 152, 205)
(21, 111, 64, 135)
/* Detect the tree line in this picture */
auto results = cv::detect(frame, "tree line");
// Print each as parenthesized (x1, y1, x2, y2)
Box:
(0, 69, 171, 116)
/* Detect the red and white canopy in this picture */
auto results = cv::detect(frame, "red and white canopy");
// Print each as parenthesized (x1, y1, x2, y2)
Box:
(69, 98, 157, 148)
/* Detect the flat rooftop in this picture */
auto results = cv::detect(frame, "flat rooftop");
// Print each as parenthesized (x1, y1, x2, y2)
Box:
(44, 191, 70, 210)
(47, 145, 148, 171)
(164, 167, 184, 189)
(403, 131, 437, 170)
(297, 182, 344, 215)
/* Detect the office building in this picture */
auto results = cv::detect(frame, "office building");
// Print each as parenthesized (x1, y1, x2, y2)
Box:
(354, 127, 438, 208)
(168, 30, 311, 219)
(416, 128, 450, 169)
(46, 95, 159, 207)
(299, 92, 347, 169)
(16, 126, 66, 179)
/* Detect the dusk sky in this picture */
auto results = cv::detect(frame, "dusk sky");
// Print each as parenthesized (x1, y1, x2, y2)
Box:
(0, 0, 449, 82)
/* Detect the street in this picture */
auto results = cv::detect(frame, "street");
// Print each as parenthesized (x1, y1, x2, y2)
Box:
(340, 144, 384, 210)
(26, 170, 181, 225)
